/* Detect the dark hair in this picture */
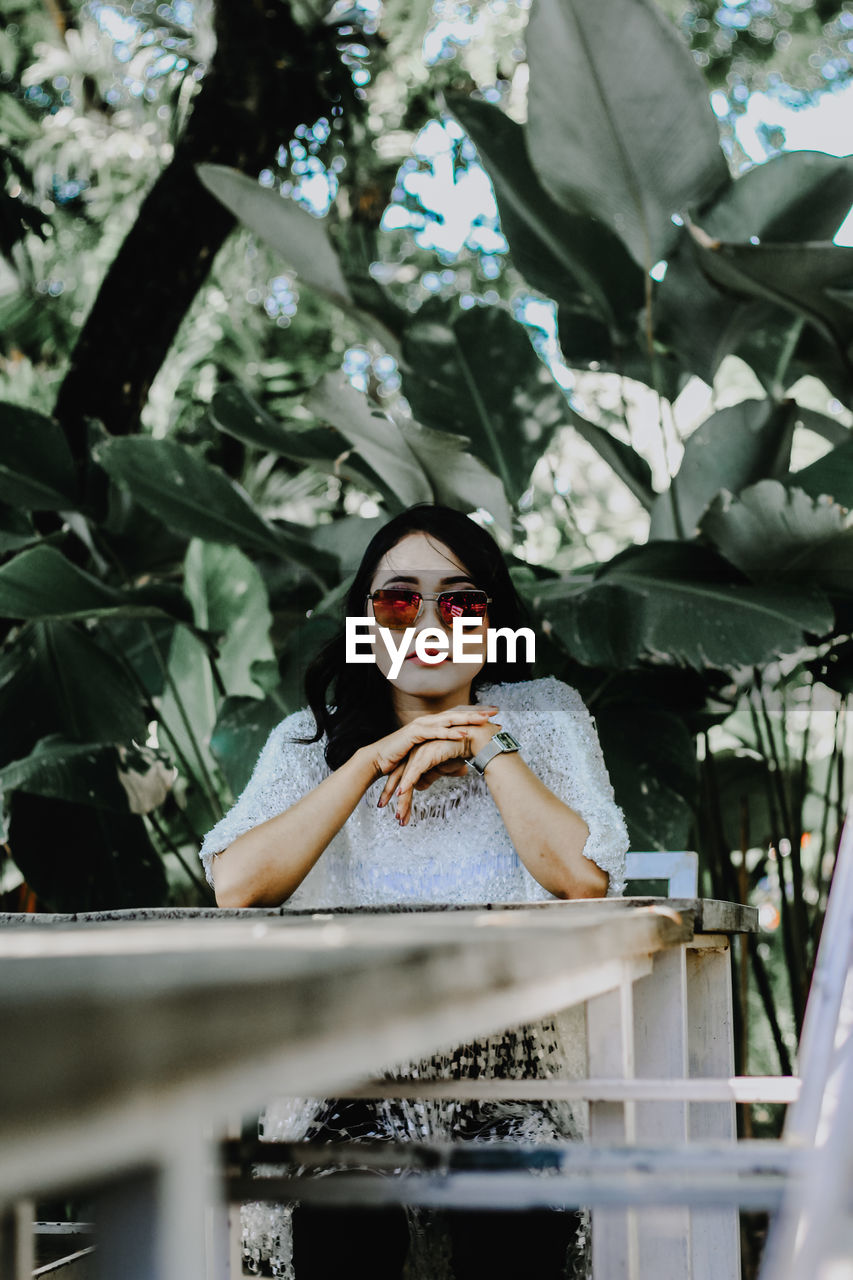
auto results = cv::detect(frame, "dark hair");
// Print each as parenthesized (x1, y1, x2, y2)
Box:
(297, 504, 534, 770)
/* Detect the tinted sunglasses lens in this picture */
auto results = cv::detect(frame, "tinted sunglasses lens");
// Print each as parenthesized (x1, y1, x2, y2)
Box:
(438, 591, 488, 624)
(372, 590, 420, 627)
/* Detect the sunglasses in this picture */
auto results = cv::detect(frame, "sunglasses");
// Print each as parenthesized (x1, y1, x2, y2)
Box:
(366, 588, 492, 629)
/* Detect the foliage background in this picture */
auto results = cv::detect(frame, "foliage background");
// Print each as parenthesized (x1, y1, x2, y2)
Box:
(2, 0, 853, 1151)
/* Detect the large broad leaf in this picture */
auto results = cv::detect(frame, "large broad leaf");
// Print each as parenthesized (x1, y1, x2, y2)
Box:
(0, 505, 36, 554)
(210, 695, 284, 797)
(525, 0, 729, 269)
(655, 243, 786, 387)
(197, 164, 352, 308)
(209, 384, 381, 491)
(446, 94, 643, 331)
(530, 542, 834, 671)
(0, 621, 148, 764)
(95, 436, 333, 577)
(0, 403, 78, 510)
(596, 701, 699, 850)
(688, 230, 853, 371)
(0, 736, 127, 810)
(564, 402, 656, 510)
(308, 371, 515, 530)
(183, 540, 276, 698)
(196, 165, 400, 355)
(8, 791, 168, 911)
(650, 399, 796, 539)
(700, 480, 853, 595)
(307, 373, 433, 509)
(789, 436, 853, 509)
(699, 151, 853, 245)
(401, 304, 563, 504)
(0, 545, 193, 623)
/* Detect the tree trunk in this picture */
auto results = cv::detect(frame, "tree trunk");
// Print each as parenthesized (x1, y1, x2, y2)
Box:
(55, 0, 328, 457)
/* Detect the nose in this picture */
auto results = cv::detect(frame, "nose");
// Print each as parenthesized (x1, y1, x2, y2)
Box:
(418, 597, 448, 630)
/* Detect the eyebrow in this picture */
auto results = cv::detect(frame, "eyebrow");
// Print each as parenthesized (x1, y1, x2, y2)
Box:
(379, 574, 476, 588)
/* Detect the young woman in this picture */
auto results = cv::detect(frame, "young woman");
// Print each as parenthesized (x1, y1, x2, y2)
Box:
(200, 504, 628, 1280)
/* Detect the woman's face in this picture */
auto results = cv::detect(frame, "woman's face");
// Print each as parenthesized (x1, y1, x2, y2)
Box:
(366, 531, 489, 700)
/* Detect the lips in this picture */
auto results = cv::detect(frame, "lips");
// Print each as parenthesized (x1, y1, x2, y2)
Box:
(406, 649, 448, 664)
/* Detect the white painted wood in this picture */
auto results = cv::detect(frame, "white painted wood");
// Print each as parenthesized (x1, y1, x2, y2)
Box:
(0, 1200, 34, 1280)
(586, 973, 639, 1280)
(338, 1075, 800, 1102)
(626, 851, 699, 897)
(785, 812, 853, 1145)
(686, 935, 740, 1280)
(760, 810, 853, 1280)
(0, 907, 689, 1206)
(632, 946, 692, 1278)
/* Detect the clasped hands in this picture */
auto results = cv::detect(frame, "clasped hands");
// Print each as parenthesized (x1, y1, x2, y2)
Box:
(371, 704, 502, 826)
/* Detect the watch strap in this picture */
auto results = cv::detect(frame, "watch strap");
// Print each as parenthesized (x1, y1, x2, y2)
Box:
(467, 729, 520, 775)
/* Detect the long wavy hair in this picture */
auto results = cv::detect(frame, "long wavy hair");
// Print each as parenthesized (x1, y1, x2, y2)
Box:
(296, 504, 534, 769)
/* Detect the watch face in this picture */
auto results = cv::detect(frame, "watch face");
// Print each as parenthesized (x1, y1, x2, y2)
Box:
(494, 730, 519, 750)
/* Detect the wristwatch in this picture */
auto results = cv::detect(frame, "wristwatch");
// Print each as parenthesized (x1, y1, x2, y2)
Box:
(466, 729, 521, 775)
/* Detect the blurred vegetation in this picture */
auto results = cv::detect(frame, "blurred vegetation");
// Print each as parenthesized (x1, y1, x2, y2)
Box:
(1, 0, 852, 1146)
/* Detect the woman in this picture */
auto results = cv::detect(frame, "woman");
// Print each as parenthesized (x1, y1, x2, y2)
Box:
(200, 504, 628, 1280)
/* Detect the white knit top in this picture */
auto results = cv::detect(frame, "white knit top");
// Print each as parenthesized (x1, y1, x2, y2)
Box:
(199, 674, 628, 1280)
(200, 674, 628, 903)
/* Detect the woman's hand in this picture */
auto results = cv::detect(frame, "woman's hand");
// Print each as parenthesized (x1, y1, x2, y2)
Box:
(379, 721, 502, 824)
(369, 704, 499, 784)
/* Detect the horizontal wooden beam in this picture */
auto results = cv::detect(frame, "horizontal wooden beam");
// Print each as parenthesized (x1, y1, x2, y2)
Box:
(224, 1140, 804, 1211)
(335, 1076, 800, 1103)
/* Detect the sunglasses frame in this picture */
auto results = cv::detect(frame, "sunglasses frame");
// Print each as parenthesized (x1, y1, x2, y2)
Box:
(365, 589, 493, 629)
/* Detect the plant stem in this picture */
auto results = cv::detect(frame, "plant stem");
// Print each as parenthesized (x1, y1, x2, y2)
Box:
(146, 809, 213, 900)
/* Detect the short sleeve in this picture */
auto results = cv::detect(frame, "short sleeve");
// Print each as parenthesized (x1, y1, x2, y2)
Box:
(198, 708, 329, 888)
(513, 677, 628, 896)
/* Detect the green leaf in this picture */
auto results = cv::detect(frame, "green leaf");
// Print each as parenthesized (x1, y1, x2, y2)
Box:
(210, 695, 284, 797)
(0, 621, 148, 760)
(210, 383, 344, 461)
(401, 304, 561, 505)
(650, 399, 796, 539)
(564, 403, 655, 510)
(0, 736, 128, 810)
(688, 231, 853, 370)
(209, 383, 381, 491)
(699, 151, 853, 245)
(446, 94, 643, 331)
(196, 165, 400, 355)
(8, 791, 168, 911)
(596, 702, 699, 850)
(525, 0, 729, 269)
(0, 504, 36, 554)
(788, 436, 853, 508)
(0, 545, 198, 624)
(197, 164, 352, 307)
(700, 480, 853, 594)
(183, 540, 276, 698)
(307, 373, 433, 509)
(95, 436, 331, 576)
(531, 542, 834, 671)
(0, 403, 78, 510)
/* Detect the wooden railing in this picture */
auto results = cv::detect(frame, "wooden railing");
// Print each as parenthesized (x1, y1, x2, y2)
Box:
(0, 894, 771, 1280)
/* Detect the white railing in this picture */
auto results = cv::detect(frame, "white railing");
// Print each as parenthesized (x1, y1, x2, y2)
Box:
(0, 825, 849, 1280)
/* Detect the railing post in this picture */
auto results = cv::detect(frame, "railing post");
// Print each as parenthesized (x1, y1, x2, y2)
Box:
(586, 966, 639, 1280)
(0, 1200, 34, 1280)
(686, 935, 740, 1280)
(633, 945, 692, 1278)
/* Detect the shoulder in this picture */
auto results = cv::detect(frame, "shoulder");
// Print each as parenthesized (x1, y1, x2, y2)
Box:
(254, 706, 326, 773)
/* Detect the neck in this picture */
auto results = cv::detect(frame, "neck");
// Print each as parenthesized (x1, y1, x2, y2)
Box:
(391, 682, 476, 728)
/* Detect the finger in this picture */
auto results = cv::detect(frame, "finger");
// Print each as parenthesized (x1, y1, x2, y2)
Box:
(378, 761, 406, 807)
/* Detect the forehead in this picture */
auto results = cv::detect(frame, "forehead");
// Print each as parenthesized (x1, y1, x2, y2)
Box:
(371, 532, 472, 582)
